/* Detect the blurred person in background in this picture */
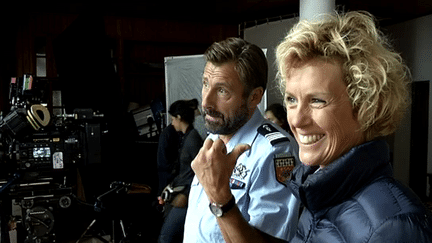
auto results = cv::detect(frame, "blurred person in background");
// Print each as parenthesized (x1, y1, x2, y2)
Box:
(265, 103, 292, 136)
(157, 98, 203, 243)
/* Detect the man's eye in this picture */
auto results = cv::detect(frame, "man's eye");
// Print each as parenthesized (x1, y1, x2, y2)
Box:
(218, 88, 227, 94)
(202, 81, 209, 88)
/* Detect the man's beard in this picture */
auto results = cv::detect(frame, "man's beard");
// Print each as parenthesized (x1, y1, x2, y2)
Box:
(203, 102, 250, 135)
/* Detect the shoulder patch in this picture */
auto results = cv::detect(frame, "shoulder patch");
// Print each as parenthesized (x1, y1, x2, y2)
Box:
(257, 123, 290, 145)
(274, 154, 295, 186)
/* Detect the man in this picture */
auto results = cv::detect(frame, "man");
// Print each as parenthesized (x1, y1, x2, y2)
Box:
(183, 37, 300, 242)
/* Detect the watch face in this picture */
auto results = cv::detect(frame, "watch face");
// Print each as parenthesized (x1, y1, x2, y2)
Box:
(209, 196, 235, 218)
(210, 204, 223, 217)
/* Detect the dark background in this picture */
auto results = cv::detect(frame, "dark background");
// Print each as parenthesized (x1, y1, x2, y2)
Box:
(0, 1, 431, 242)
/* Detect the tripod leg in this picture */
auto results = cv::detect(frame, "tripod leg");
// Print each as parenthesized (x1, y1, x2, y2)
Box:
(76, 219, 96, 243)
(120, 220, 126, 238)
(112, 220, 115, 243)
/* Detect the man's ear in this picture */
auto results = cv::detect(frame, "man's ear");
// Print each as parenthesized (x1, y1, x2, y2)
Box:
(248, 87, 264, 108)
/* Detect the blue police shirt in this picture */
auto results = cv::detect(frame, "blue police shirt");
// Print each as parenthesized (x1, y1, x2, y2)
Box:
(183, 109, 300, 242)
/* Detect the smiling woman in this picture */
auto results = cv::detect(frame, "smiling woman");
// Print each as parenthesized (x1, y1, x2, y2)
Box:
(276, 10, 432, 243)
(284, 58, 364, 167)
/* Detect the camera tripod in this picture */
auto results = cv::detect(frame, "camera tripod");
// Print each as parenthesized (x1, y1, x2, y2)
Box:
(76, 181, 151, 243)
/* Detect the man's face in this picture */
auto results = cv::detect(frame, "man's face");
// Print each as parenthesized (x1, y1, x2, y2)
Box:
(201, 62, 250, 135)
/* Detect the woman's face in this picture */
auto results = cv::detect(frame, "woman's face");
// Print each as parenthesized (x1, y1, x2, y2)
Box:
(170, 115, 181, 132)
(284, 58, 365, 167)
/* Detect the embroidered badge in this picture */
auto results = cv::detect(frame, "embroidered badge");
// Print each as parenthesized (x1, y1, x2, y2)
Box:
(274, 154, 295, 186)
(233, 163, 249, 180)
(257, 124, 290, 145)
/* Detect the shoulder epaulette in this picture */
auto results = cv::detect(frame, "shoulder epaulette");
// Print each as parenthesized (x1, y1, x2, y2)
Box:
(257, 123, 290, 146)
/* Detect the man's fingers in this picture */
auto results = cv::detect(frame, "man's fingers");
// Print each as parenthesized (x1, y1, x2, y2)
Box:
(203, 138, 214, 149)
(229, 144, 251, 160)
(191, 138, 214, 171)
(192, 139, 248, 172)
(212, 138, 227, 153)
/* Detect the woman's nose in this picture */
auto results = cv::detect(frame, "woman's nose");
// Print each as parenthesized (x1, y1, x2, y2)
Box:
(288, 104, 310, 129)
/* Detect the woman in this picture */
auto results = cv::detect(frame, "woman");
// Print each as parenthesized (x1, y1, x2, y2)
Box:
(276, 11, 432, 242)
(265, 103, 292, 135)
(158, 98, 203, 243)
(156, 123, 180, 195)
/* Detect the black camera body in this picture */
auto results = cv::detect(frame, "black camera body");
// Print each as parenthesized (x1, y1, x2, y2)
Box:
(0, 76, 105, 243)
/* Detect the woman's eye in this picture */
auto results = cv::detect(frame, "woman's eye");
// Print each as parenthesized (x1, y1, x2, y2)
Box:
(311, 98, 326, 107)
(285, 96, 296, 105)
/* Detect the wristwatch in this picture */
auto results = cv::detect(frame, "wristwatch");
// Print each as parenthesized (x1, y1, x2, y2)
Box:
(209, 195, 236, 217)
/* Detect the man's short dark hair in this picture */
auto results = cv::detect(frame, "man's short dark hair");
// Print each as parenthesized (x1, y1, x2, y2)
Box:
(204, 37, 268, 97)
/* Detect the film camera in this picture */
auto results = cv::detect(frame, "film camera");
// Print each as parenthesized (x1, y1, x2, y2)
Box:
(0, 76, 105, 243)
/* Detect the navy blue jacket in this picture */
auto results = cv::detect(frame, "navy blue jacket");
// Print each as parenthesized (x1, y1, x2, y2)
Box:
(289, 140, 432, 243)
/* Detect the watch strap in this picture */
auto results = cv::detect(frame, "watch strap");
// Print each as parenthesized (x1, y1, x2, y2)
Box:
(210, 195, 236, 217)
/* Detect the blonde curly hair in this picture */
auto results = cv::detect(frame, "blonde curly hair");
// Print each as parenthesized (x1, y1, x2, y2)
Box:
(276, 11, 411, 141)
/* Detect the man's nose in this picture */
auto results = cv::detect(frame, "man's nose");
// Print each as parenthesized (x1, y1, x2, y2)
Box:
(202, 88, 215, 109)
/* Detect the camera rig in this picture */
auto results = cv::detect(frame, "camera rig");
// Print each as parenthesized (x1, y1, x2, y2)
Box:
(0, 76, 106, 243)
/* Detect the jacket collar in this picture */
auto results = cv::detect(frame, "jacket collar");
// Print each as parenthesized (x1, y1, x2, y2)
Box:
(290, 140, 393, 213)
